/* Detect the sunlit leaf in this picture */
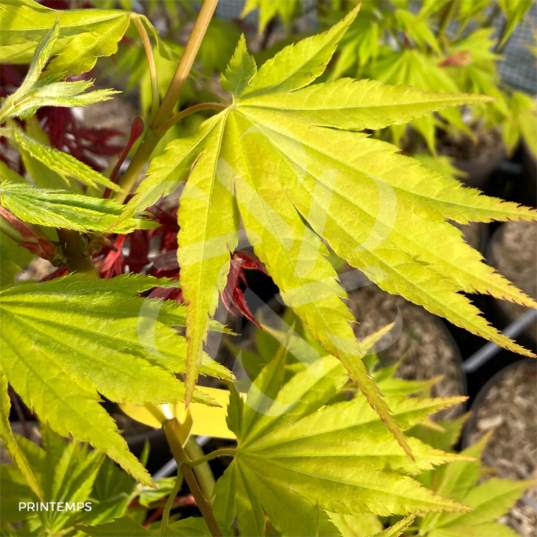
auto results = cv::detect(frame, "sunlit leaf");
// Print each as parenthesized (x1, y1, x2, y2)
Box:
(0, 274, 226, 486)
(119, 8, 537, 452)
(213, 354, 471, 536)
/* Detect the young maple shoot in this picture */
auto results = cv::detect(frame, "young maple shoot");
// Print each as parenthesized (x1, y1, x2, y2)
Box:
(0, 1, 536, 536)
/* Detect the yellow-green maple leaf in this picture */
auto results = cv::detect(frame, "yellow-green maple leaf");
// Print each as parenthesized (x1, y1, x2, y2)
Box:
(119, 6, 537, 455)
(418, 432, 537, 537)
(213, 353, 471, 537)
(0, 0, 130, 74)
(0, 274, 230, 487)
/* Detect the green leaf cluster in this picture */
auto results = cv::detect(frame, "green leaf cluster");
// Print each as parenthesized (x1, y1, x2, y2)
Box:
(0, 274, 230, 487)
(242, 0, 301, 34)
(0, 6, 535, 536)
(412, 420, 536, 537)
(213, 349, 470, 536)
(0, 18, 118, 124)
(1, 424, 135, 536)
(0, 0, 132, 75)
(322, 0, 536, 155)
(0, 126, 121, 192)
(0, 181, 155, 234)
(80, 514, 211, 537)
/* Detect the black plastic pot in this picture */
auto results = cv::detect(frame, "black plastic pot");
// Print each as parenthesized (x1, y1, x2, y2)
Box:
(455, 149, 506, 190)
(522, 140, 537, 206)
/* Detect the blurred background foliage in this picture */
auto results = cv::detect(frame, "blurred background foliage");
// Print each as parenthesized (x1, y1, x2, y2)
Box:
(88, 0, 537, 168)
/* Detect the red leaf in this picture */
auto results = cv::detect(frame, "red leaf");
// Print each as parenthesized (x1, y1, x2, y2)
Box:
(96, 234, 127, 278)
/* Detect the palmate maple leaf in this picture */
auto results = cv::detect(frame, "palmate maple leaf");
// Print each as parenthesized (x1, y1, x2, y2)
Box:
(118, 6, 537, 457)
(213, 349, 472, 537)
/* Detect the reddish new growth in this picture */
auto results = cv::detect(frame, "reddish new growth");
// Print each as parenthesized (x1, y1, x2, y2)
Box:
(95, 205, 268, 324)
(42, 201, 268, 325)
(224, 251, 269, 327)
(439, 51, 471, 67)
(38, 106, 124, 172)
(0, 207, 61, 263)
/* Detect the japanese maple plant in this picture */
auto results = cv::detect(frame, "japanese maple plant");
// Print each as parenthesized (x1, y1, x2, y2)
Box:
(1, 1, 536, 536)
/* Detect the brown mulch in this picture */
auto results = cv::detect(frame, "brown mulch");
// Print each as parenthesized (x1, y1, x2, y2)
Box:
(490, 221, 537, 341)
(468, 361, 537, 537)
(347, 284, 465, 419)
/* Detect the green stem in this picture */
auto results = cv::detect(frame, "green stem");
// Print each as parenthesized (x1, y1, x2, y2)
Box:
(57, 229, 98, 277)
(485, 4, 502, 38)
(497, 6, 513, 53)
(163, 420, 223, 537)
(154, 102, 228, 138)
(133, 15, 159, 121)
(184, 438, 216, 499)
(114, 0, 219, 204)
(0, 102, 16, 125)
(189, 447, 237, 468)
(160, 470, 183, 532)
(144, 407, 218, 499)
(113, 127, 160, 205)
(145, 403, 169, 423)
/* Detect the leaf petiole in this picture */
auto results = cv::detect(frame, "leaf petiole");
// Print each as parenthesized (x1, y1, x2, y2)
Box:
(160, 470, 183, 532)
(154, 102, 228, 138)
(57, 229, 98, 277)
(133, 15, 159, 121)
(188, 447, 238, 468)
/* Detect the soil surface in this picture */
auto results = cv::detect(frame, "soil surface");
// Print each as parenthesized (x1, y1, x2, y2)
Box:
(490, 221, 537, 340)
(347, 284, 465, 419)
(467, 361, 537, 537)
(16, 256, 55, 281)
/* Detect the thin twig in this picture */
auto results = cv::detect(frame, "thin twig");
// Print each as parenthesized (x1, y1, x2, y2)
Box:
(151, 0, 219, 130)
(115, 0, 219, 204)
